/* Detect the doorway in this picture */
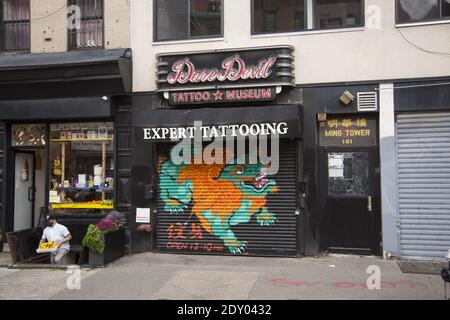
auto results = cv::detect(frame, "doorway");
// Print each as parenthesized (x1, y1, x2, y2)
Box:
(319, 147, 381, 255)
(13, 151, 35, 231)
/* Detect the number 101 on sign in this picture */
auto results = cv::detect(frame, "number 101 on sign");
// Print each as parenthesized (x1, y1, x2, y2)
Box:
(342, 139, 353, 145)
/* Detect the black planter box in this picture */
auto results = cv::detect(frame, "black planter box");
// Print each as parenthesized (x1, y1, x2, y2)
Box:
(88, 228, 125, 267)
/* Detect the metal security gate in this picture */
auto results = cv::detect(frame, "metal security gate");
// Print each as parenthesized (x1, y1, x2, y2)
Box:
(397, 112, 450, 260)
(155, 140, 298, 257)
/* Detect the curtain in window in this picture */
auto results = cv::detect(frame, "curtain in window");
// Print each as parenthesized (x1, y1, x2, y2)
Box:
(69, 0, 104, 49)
(399, 0, 439, 20)
(2, 0, 30, 51)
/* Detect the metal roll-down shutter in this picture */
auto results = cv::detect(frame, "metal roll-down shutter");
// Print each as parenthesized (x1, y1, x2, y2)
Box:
(397, 112, 450, 260)
(156, 140, 298, 257)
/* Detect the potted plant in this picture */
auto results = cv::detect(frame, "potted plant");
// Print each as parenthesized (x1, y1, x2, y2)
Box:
(82, 211, 125, 267)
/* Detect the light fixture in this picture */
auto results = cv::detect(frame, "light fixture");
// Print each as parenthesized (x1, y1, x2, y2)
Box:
(163, 92, 170, 100)
(317, 113, 327, 122)
(102, 96, 108, 102)
(339, 90, 355, 106)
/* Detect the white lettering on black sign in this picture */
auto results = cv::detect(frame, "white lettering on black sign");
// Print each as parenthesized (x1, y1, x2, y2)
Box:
(143, 122, 289, 140)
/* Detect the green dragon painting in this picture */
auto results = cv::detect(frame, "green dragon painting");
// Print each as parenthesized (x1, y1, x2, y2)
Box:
(159, 151, 279, 254)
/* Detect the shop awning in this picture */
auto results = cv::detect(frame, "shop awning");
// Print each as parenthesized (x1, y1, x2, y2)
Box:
(0, 48, 132, 100)
(135, 104, 302, 142)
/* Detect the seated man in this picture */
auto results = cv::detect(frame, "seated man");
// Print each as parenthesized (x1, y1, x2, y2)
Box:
(39, 215, 72, 265)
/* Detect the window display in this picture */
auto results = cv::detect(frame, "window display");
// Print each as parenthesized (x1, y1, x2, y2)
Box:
(11, 124, 46, 147)
(48, 122, 114, 211)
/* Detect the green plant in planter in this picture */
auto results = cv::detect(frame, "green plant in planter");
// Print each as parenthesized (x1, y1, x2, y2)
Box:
(82, 212, 124, 255)
(82, 224, 105, 254)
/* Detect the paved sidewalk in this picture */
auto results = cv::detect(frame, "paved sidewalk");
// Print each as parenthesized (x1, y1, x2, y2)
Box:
(0, 253, 447, 300)
(0, 252, 12, 267)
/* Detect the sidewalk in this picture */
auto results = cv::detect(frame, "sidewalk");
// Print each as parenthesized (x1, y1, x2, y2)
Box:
(0, 252, 12, 267)
(0, 253, 447, 300)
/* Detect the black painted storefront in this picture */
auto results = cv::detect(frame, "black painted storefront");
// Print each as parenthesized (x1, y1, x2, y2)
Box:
(0, 49, 133, 253)
(0, 45, 386, 258)
(302, 84, 382, 256)
(131, 95, 303, 256)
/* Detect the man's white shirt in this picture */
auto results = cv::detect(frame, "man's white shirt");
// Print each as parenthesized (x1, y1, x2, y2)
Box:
(42, 223, 70, 251)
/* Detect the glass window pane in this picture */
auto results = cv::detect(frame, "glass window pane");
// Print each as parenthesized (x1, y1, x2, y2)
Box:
(11, 124, 46, 147)
(315, 0, 363, 29)
(68, 0, 104, 49)
(397, 0, 440, 23)
(155, 0, 222, 41)
(190, 0, 222, 37)
(253, 0, 305, 34)
(79, 0, 103, 18)
(328, 152, 369, 196)
(442, 0, 450, 18)
(48, 122, 115, 213)
(3, 0, 30, 21)
(155, 0, 189, 41)
(2, 0, 30, 52)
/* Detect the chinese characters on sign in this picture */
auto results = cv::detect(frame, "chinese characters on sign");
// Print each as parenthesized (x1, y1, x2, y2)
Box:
(319, 117, 377, 147)
(166, 223, 225, 253)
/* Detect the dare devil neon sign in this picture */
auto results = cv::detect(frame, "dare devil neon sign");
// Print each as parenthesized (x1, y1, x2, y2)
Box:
(167, 55, 276, 84)
(156, 46, 295, 106)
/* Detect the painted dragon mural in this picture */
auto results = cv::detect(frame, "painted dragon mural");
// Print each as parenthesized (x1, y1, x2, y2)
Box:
(159, 149, 279, 254)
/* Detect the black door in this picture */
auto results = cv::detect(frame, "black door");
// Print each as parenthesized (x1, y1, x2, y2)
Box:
(319, 147, 380, 255)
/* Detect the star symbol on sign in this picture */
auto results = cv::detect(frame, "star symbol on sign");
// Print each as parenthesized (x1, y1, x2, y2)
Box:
(214, 90, 223, 101)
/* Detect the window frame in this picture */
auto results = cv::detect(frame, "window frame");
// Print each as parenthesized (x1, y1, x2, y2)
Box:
(251, 0, 365, 35)
(0, 0, 31, 53)
(395, 0, 450, 25)
(153, 0, 225, 43)
(67, 0, 105, 51)
(47, 120, 116, 213)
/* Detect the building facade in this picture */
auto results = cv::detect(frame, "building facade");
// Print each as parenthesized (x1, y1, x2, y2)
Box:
(131, 0, 450, 260)
(1, 0, 450, 261)
(0, 0, 134, 253)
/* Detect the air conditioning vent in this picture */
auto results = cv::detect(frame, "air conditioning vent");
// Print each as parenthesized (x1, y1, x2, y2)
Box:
(357, 92, 378, 111)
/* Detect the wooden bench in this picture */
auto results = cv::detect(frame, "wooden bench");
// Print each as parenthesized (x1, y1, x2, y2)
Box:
(5, 228, 50, 265)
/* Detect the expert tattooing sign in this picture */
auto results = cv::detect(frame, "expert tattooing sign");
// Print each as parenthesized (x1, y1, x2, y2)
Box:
(142, 122, 289, 141)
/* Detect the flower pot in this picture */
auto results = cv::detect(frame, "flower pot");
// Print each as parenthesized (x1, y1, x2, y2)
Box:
(88, 228, 125, 267)
(88, 250, 106, 267)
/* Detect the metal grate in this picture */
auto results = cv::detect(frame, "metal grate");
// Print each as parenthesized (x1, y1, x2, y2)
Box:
(156, 140, 298, 257)
(357, 92, 378, 111)
(397, 112, 450, 260)
(68, 0, 104, 50)
(0, 0, 30, 53)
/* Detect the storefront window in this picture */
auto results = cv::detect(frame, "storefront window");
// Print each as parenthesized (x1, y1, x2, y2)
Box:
(48, 122, 114, 212)
(154, 0, 223, 41)
(397, 0, 450, 24)
(11, 124, 46, 147)
(328, 152, 369, 196)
